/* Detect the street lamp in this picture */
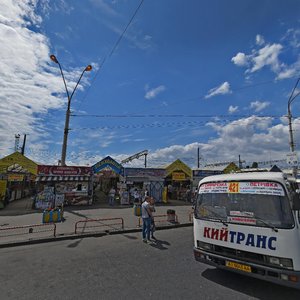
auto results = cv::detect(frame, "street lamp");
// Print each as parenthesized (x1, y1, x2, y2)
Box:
(50, 54, 92, 166)
(287, 77, 300, 177)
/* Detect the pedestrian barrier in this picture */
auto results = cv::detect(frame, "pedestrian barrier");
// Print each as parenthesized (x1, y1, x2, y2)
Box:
(0, 223, 56, 240)
(75, 218, 124, 234)
(138, 214, 179, 227)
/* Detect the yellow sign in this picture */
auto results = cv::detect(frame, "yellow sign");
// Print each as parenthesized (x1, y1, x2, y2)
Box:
(0, 152, 37, 175)
(172, 172, 186, 181)
(166, 159, 192, 178)
(0, 180, 7, 201)
(228, 182, 239, 193)
(8, 174, 24, 181)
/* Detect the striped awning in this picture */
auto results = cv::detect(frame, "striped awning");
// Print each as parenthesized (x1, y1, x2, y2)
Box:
(36, 175, 90, 182)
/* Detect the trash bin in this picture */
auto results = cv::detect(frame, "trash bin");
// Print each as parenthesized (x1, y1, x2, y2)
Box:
(133, 204, 142, 216)
(167, 209, 176, 222)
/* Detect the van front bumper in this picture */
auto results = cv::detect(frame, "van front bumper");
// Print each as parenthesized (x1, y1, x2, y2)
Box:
(194, 247, 300, 289)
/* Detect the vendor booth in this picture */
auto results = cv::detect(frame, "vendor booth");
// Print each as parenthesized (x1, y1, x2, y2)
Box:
(165, 159, 192, 201)
(92, 156, 125, 204)
(35, 165, 93, 209)
(124, 168, 165, 203)
(0, 152, 37, 205)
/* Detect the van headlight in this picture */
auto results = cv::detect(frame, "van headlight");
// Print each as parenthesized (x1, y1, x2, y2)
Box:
(197, 240, 213, 251)
(267, 256, 293, 269)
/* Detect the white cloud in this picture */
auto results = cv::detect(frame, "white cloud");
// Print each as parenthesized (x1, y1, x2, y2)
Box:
(0, 1, 91, 158)
(276, 58, 300, 79)
(145, 85, 166, 100)
(89, 0, 119, 16)
(228, 105, 239, 114)
(256, 34, 265, 46)
(250, 101, 270, 112)
(139, 116, 291, 168)
(251, 43, 283, 72)
(231, 52, 248, 66)
(60, 116, 296, 169)
(205, 82, 231, 99)
(232, 32, 300, 80)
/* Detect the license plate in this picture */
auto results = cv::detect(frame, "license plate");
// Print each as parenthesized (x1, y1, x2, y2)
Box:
(225, 261, 251, 273)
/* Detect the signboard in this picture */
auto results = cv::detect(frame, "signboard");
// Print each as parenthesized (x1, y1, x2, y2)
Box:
(124, 168, 165, 178)
(199, 181, 285, 196)
(193, 170, 222, 177)
(37, 165, 92, 176)
(92, 156, 124, 175)
(166, 159, 192, 178)
(286, 152, 298, 167)
(172, 172, 186, 181)
(0, 152, 37, 175)
(0, 180, 7, 201)
(8, 174, 24, 182)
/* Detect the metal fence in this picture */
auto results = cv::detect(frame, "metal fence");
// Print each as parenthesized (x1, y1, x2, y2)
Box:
(75, 218, 124, 234)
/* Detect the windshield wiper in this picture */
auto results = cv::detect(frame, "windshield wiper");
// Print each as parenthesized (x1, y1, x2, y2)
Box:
(201, 206, 228, 227)
(255, 215, 278, 232)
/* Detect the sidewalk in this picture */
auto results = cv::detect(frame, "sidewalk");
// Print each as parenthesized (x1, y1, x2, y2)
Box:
(0, 198, 194, 247)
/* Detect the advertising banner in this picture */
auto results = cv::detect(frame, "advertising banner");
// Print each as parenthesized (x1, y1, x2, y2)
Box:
(172, 172, 186, 181)
(199, 181, 285, 196)
(8, 174, 24, 181)
(92, 156, 124, 175)
(37, 165, 92, 176)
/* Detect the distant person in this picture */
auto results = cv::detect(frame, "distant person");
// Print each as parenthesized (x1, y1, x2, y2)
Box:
(185, 186, 191, 203)
(108, 187, 116, 206)
(141, 196, 152, 242)
(133, 188, 140, 204)
(149, 197, 156, 239)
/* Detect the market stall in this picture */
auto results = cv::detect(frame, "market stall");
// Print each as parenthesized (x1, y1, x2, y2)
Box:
(165, 159, 192, 201)
(35, 165, 93, 209)
(124, 167, 165, 203)
(0, 152, 37, 204)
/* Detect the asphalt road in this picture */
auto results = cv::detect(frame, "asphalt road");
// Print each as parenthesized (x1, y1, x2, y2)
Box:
(0, 227, 299, 300)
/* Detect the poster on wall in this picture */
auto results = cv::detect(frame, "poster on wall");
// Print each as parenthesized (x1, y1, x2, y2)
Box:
(35, 186, 55, 209)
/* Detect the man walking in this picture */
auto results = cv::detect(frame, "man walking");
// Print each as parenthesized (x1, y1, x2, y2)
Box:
(141, 196, 152, 242)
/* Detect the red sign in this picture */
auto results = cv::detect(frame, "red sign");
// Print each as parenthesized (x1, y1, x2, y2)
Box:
(37, 165, 92, 176)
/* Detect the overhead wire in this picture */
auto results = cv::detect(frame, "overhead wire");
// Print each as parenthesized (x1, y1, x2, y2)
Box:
(77, 0, 145, 109)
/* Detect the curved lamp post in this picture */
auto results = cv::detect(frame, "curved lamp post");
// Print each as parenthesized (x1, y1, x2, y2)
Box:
(287, 77, 300, 177)
(50, 54, 92, 166)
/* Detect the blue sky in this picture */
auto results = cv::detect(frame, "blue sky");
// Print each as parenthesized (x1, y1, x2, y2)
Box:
(1, 0, 300, 168)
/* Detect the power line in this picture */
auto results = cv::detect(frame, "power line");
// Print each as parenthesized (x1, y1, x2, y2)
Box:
(70, 118, 281, 131)
(78, 0, 145, 108)
(71, 113, 280, 119)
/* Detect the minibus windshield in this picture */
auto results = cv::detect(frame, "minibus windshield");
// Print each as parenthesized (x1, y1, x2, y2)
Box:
(195, 181, 294, 229)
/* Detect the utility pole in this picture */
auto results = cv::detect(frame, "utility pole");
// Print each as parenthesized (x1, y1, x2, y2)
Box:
(50, 54, 92, 166)
(21, 134, 27, 155)
(238, 155, 242, 169)
(287, 78, 300, 178)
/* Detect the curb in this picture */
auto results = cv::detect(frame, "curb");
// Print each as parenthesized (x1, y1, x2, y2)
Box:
(0, 222, 193, 249)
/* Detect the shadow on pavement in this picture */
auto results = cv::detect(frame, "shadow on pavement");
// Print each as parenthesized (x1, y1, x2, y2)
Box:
(67, 239, 83, 248)
(122, 234, 138, 240)
(201, 268, 299, 299)
(148, 239, 170, 250)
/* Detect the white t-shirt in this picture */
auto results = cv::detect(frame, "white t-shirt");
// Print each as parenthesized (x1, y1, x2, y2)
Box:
(109, 188, 116, 196)
(141, 201, 151, 218)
